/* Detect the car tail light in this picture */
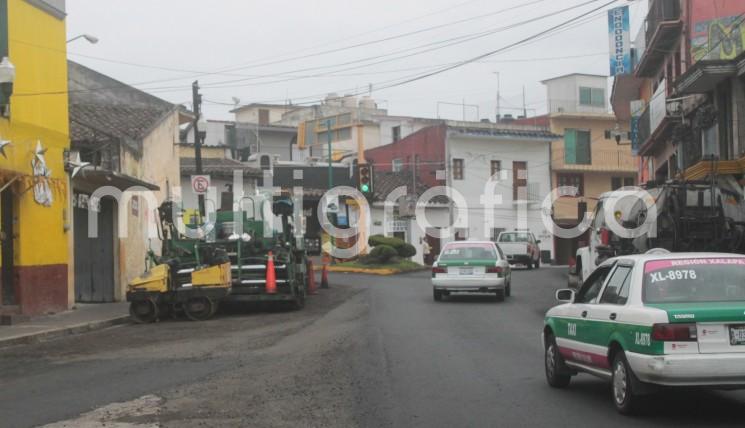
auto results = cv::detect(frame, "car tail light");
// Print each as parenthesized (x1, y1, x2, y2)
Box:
(600, 228, 610, 246)
(486, 266, 503, 274)
(651, 323, 697, 342)
(432, 267, 446, 277)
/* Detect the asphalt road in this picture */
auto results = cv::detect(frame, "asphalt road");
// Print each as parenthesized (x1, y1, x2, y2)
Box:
(1, 267, 744, 427)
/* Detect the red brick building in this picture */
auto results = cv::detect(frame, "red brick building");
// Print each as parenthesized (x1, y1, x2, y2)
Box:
(364, 125, 447, 188)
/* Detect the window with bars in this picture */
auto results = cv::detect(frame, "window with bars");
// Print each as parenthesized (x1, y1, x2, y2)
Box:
(490, 160, 501, 179)
(452, 158, 464, 180)
(558, 173, 584, 196)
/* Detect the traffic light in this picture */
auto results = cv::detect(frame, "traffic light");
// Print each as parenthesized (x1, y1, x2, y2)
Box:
(358, 164, 372, 194)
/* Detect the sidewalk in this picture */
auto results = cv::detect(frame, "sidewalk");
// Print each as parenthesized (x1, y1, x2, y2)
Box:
(0, 302, 130, 349)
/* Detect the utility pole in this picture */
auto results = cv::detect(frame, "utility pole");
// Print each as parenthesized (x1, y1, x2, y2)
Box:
(494, 72, 500, 123)
(522, 85, 527, 118)
(327, 119, 333, 190)
(192, 81, 205, 217)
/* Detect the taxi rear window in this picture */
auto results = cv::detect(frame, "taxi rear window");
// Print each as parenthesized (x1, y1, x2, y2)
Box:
(440, 244, 497, 260)
(643, 258, 745, 303)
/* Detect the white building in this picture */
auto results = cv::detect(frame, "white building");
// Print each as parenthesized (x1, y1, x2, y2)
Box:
(445, 122, 557, 260)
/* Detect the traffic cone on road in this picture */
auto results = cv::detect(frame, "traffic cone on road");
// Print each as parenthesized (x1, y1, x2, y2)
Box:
(307, 260, 318, 295)
(266, 251, 277, 294)
(320, 262, 329, 289)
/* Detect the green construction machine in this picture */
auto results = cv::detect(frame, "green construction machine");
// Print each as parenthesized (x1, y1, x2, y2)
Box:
(128, 193, 310, 323)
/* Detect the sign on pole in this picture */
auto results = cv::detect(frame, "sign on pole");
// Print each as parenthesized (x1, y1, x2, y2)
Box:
(191, 175, 210, 195)
(608, 6, 631, 76)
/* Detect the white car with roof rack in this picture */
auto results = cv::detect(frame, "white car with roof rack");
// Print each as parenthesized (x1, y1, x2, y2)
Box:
(543, 252, 745, 414)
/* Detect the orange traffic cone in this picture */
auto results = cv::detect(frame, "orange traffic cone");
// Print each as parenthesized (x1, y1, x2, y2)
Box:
(307, 260, 318, 295)
(266, 251, 277, 294)
(320, 262, 329, 289)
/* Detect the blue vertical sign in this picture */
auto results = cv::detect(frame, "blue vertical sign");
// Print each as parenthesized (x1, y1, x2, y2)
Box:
(608, 6, 631, 76)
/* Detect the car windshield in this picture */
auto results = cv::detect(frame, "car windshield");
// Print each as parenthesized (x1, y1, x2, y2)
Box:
(498, 233, 529, 243)
(643, 258, 745, 303)
(439, 243, 497, 260)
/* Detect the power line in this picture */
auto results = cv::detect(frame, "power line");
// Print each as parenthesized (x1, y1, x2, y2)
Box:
(15, 0, 610, 99)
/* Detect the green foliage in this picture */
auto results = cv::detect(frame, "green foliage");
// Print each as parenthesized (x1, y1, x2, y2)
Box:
(368, 234, 406, 250)
(397, 243, 417, 258)
(368, 244, 398, 264)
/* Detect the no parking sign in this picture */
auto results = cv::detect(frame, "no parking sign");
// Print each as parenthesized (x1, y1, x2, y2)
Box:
(191, 175, 210, 195)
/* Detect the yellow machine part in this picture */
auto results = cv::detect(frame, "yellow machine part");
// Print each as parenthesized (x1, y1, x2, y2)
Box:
(191, 262, 232, 288)
(128, 264, 170, 293)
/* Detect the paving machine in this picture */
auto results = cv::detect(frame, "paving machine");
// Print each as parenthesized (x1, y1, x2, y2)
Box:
(127, 193, 309, 323)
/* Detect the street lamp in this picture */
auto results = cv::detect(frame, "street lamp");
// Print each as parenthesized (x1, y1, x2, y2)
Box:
(67, 34, 99, 44)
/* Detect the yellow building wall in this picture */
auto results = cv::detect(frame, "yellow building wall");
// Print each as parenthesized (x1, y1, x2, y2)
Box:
(0, 0, 70, 314)
(178, 144, 226, 159)
(549, 115, 636, 222)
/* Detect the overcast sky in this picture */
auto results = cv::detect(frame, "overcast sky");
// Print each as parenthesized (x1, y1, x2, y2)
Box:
(65, 0, 647, 121)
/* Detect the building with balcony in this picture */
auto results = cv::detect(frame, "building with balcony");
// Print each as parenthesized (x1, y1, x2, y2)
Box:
(523, 74, 635, 265)
(612, 0, 745, 185)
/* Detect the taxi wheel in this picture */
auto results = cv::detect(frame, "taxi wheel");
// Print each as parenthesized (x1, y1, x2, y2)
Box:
(535, 257, 540, 269)
(433, 289, 443, 302)
(495, 289, 505, 302)
(612, 351, 639, 415)
(545, 335, 571, 388)
(505, 281, 511, 297)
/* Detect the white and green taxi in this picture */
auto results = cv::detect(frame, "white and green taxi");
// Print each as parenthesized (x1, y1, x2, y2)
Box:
(431, 241, 512, 302)
(543, 252, 745, 414)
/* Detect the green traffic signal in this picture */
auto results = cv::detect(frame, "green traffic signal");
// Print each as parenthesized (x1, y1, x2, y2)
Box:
(361, 184, 370, 193)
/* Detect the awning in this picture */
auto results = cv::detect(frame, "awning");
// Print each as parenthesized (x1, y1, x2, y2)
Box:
(676, 52, 745, 95)
(73, 169, 160, 191)
(610, 74, 644, 121)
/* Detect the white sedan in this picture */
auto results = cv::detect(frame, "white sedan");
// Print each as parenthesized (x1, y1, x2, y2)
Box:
(431, 241, 512, 302)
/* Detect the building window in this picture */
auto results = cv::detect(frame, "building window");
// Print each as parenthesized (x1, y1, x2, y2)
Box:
(392, 158, 403, 172)
(513, 161, 527, 200)
(455, 228, 468, 241)
(258, 109, 270, 125)
(491, 227, 505, 242)
(564, 129, 591, 165)
(558, 173, 584, 196)
(490, 160, 502, 179)
(452, 158, 464, 180)
(611, 177, 622, 191)
(624, 177, 635, 187)
(579, 87, 605, 107)
(702, 125, 718, 157)
(392, 126, 401, 142)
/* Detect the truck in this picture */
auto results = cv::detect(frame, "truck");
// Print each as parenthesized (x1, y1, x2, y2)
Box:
(571, 178, 745, 286)
(127, 193, 310, 323)
(496, 230, 542, 269)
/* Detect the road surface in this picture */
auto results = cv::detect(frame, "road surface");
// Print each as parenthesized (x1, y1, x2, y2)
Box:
(1, 267, 744, 427)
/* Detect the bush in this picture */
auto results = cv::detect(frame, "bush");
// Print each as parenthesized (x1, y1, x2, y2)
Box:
(397, 243, 417, 258)
(368, 234, 406, 250)
(368, 244, 398, 264)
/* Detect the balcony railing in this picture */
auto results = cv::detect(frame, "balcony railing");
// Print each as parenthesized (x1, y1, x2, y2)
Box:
(547, 99, 609, 116)
(637, 106, 651, 148)
(552, 148, 637, 172)
(637, 0, 682, 76)
(645, 0, 681, 44)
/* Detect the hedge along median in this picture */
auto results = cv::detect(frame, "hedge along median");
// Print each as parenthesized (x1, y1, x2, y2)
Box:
(315, 235, 426, 275)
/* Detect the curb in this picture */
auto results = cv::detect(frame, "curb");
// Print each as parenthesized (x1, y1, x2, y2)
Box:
(0, 315, 131, 349)
(313, 266, 429, 276)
